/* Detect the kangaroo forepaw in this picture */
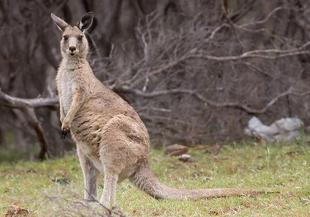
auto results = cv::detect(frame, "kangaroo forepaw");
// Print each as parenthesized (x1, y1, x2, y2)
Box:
(61, 128, 69, 138)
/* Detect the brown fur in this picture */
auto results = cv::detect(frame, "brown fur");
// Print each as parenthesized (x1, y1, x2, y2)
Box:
(51, 13, 258, 209)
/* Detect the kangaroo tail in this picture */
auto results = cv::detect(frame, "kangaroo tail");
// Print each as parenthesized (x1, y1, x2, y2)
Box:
(129, 162, 259, 200)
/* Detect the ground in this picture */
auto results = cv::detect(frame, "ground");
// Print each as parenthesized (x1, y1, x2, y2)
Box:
(0, 139, 309, 217)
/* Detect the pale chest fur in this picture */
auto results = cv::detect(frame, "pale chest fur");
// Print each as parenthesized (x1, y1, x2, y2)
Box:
(56, 68, 76, 114)
(56, 58, 89, 115)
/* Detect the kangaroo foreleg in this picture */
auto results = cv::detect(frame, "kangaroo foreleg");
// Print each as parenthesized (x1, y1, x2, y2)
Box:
(61, 86, 84, 133)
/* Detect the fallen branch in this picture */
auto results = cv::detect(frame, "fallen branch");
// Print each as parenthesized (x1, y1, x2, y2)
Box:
(45, 191, 127, 217)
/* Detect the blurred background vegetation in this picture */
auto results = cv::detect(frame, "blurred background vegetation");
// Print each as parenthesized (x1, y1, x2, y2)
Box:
(1, 0, 310, 159)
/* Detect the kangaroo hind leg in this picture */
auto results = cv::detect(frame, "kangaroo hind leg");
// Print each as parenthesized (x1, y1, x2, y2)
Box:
(77, 147, 98, 201)
(100, 168, 119, 209)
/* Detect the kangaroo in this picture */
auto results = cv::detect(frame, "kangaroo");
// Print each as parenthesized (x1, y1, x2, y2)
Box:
(51, 13, 258, 210)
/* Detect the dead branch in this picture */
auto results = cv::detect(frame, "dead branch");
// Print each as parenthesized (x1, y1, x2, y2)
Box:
(0, 89, 58, 109)
(240, 6, 285, 27)
(119, 86, 310, 115)
(0, 89, 58, 159)
(127, 41, 310, 89)
(44, 191, 127, 217)
(24, 108, 49, 160)
(190, 42, 310, 62)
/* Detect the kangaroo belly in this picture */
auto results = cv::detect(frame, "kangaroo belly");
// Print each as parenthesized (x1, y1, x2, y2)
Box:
(71, 114, 102, 154)
(71, 114, 139, 179)
(71, 114, 105, 172)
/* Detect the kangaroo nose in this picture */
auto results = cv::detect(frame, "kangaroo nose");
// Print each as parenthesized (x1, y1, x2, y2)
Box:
(69, 46, 76, 52)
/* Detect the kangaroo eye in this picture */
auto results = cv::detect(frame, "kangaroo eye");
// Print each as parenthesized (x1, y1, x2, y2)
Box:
(77, 35, 83, 41)
(63, 35, 68, 41)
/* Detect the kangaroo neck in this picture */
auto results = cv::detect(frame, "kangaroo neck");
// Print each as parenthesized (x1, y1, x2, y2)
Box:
(62, 55, 88, 71)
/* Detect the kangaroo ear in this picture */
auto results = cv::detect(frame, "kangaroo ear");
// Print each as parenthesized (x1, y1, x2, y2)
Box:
(51, 13, 68, 32)
(78, 12, 96, 33)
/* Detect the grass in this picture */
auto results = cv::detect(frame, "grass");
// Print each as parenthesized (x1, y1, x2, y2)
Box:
(0, 139, 309, 217)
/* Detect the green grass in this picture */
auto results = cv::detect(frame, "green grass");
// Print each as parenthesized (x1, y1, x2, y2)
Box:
(0, 139, 309, 216)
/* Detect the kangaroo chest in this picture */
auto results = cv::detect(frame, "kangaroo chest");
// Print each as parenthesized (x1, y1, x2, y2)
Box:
(58, 70, 76, 115)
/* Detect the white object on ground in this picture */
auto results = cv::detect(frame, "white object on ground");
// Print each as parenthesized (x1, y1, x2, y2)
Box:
(244, 116, 303, 142)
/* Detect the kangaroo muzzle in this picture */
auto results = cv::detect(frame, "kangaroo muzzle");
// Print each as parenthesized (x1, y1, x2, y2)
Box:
(68, 37, 78, 55)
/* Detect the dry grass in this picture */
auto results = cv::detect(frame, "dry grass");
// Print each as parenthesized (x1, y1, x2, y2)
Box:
(0, 139, 309, 216)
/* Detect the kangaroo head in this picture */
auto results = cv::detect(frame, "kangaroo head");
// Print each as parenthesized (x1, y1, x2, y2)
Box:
(51, 13, 94, 59)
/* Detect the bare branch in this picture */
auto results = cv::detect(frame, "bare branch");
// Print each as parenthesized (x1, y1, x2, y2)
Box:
(0, 89, 58, 109)
(127, 41, 310, 89)
(240, 6, 285, 27)
(24, 108, 49, 160)
(119, 86, 310, 115)
(0, 89, 58, 159)
(190, 42, 310, 62)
